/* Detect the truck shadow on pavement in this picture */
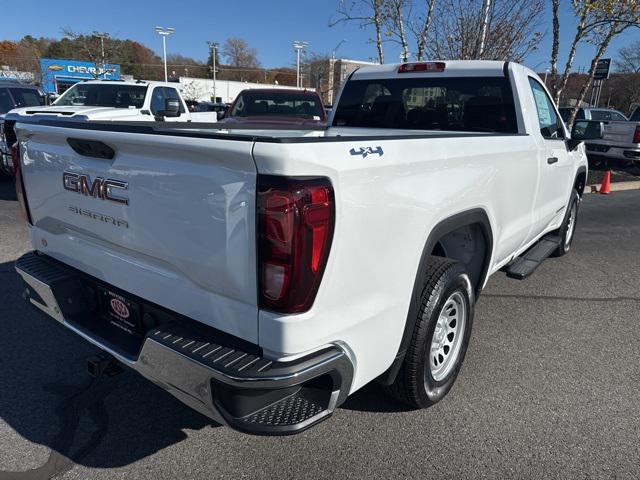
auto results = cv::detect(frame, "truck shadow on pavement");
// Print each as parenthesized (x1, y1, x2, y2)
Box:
(0, 263, 213, 479)
(341, 384, 415, 413)
(0, 258, 409, 479)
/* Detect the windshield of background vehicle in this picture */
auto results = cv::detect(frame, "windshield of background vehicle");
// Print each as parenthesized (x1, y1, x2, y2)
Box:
(55, 84, 148, 108)
(0, 87, 45, 113)
(333, 77, 518, 133)
(230, 91, 325, 119)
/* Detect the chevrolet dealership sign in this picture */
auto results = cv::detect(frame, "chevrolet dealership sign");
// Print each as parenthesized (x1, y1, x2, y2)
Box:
(40, 58, 121, 94)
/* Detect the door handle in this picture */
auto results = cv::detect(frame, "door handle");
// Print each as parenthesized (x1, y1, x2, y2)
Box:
(547, 157, 559, 165)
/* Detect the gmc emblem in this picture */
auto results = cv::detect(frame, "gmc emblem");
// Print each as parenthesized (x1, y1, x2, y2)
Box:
(63, 171, 129, 205)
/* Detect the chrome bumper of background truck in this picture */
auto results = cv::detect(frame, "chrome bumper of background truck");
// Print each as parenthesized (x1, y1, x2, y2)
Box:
(15, 251, 353, 435)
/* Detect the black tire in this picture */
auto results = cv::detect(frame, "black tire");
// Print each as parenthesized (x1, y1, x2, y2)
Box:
(384, 256, 474, 408)
(552, 189, 580, 257)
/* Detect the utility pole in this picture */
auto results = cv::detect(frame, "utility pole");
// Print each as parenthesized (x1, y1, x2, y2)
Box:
(293, 40, 308, 88)
(155, 26, 175, 82)
(207, 41, 219, 102)
(92, 31, 109, 78)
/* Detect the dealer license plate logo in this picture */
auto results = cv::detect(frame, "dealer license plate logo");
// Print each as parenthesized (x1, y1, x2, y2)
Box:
(110, 298, 130, 319)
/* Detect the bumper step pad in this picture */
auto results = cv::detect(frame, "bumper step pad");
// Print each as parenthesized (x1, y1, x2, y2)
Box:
(244, 390, 325, 427)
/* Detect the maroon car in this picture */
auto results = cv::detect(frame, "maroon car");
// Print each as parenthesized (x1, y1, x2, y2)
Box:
(219, 88, 326, 126)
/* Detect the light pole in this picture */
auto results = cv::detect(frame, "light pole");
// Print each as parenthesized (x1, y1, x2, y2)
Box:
(92, 31, 109, 78)
(332, 39, 346, 60)
(293, 40, 308, 88)
(155, 26, 175, 82)
(207, 41, 219, 102)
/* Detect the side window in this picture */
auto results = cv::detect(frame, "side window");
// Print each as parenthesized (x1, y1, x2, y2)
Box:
(590, 111, 610, 121)
(610, 111, 627, 122)
(0, 89, 14, 114)
(528, 78, 565, 140)
(150, 88, 166, 115)
(162, 88, 185, 113)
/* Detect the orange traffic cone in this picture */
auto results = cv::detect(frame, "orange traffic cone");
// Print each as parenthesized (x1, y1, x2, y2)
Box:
(599, 170, 611, 195)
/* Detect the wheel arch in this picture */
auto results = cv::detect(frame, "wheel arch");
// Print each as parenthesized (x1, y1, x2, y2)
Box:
(574, 166, 587, 196)
(377, 208, 493, 385)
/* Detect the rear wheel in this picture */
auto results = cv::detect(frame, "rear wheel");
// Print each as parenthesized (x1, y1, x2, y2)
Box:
(384, 256, 474, 408)
(553, 189, 580, 257)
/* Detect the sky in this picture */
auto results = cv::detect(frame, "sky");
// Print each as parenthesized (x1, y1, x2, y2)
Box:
(4, 0, 639, 72)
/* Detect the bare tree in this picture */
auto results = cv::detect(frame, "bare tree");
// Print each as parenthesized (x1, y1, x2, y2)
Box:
(616, 40, 640, 74)
(330, 0, 386, 63)
(549, 0, 561, 91)
(180, 79, 209, 102)
(477, 0, 492, 58)
(221, 37, 260, 81)
(384, 0, 411, 62)
(427, 0, 544, 61)
(332, 0, 540, 63)
(549, 1, 640, 126)
(61, 28, 119, 78)
(549, 2, 601, 104)
(411, 0, 437, 61)
(568, 17, 640, 125)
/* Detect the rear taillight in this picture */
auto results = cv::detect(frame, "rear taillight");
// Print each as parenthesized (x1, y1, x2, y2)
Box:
(633, 126, 640, 144)
(398, 62, 446, 73)
(257, 175, 335, 313)
(12, 143, 32, 225)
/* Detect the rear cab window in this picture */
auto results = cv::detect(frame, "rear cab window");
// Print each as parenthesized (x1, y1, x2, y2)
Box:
(230, 91, 325, 120)
(56, 83, 148, 108)
(333, 76, 518, 133)
(590, 110, 627, 122)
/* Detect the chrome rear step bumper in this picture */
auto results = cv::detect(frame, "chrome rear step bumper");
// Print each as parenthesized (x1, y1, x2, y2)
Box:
(15, 251, 353, 435)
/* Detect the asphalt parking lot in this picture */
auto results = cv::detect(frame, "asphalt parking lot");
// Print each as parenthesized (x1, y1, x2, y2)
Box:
(1, 176, 639, 480)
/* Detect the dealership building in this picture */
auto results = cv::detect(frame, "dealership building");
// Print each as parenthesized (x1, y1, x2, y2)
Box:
(40, 58, 121, 94)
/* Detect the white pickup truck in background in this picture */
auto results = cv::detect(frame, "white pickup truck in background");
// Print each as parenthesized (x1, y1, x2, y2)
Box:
(7, 79, 217, 123)
(9, 60, 602, 435)
(1, 79, 216, 175)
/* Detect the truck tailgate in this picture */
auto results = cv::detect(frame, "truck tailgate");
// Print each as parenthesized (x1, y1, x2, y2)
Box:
(602, 121, 635, 144)
(17, 122, 259, 342)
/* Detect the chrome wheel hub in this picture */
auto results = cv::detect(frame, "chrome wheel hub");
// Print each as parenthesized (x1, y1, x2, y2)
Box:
(428, 291, 466, 382)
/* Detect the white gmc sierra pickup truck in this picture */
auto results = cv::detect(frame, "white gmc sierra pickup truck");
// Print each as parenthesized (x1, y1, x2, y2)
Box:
(9, 61, 602, 435)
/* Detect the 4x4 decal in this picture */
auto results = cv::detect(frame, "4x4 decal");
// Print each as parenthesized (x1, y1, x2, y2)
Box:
(349, 146, 384, 158)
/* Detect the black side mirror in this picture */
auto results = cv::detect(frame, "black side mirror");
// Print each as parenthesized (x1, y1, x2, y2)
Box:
(567, 120, 604, 151)
(163, 99, 181, 118)
(216, 110, 225, 121)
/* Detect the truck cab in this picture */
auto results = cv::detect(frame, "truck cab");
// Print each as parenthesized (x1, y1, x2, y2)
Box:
(0, 83, 47, 175)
